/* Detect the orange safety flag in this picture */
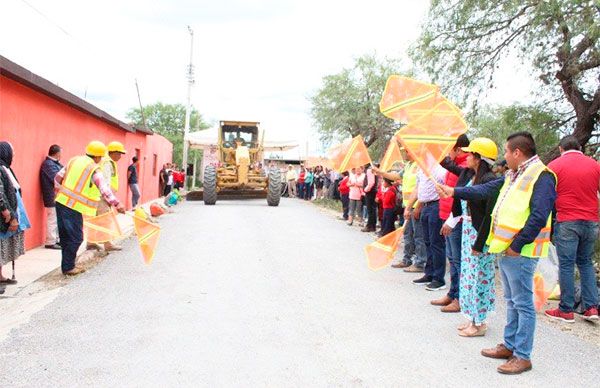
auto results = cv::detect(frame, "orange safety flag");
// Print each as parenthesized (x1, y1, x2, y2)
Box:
(133, 215, 161, 265)
(328, 135, 372, 173)
(327, 141, 348, 170)
(533, 273, 552, 311)
(395, 99, 467, 176)
(305, 156, 332, 169)
(380, 138, 404, 172)
(379, 75, 441, 123)
(364, 227, 404, 271)
(84, 210, 123, 243)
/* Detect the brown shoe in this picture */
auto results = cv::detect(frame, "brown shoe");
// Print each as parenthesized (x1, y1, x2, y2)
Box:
(391, 262, 410, 269)
(497, 357, 532, 375)
(403, 265, 424, 273)
(481, 343, 513, 359)
(431, 295, 452, 306)
(64, 267, 86, 276)
(441, 299, 461, 313)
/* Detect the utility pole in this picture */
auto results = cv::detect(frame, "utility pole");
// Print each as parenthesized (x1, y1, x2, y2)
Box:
(182, 26, 195, 190)
(135, 79, 147, 130)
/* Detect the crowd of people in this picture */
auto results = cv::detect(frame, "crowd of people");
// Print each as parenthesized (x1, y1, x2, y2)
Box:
(2, 132, 599, 375)
(285, 164, 333, 200)
(159, 163, 186, 197)
(0, 140, 149, 294)
(322, 132, 599, 375)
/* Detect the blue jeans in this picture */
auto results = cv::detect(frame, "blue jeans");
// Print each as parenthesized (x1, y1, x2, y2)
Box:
(129, 183, 141, 208)
(304, 183, 313, 199)
(402, 208, 427, 267)
(341, 194, 349, 219)
(297, 182, 304, 199)
(446, 223, 462, 299)
(499, 255, 539, 360)
(381, 209, 396, 236)
(420, 202, 446, 283)
(554, 221, 600, 312)
(56, 203, 83, 273)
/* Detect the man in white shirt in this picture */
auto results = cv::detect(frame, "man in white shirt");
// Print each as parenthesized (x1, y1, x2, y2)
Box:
(285, 165, 297, 197)
(406, 165, 448, 291)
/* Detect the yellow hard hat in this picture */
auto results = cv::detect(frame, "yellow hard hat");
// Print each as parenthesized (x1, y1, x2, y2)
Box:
(462, 137, 498, 161)
(134, 207, 148, 220)
(107, 141, 127, 154)
(85, 141, 107, 157)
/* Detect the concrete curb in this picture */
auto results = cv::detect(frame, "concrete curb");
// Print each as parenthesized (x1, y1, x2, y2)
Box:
(0, 197, 168, 299)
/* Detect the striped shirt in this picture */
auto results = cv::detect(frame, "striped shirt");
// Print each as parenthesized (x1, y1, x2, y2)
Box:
(416, 165, 447, 202)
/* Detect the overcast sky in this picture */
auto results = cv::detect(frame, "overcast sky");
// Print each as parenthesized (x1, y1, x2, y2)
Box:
(2, 0, 535, 157)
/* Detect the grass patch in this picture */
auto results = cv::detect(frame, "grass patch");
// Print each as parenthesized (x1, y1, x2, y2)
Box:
(312, 198, 343, 212)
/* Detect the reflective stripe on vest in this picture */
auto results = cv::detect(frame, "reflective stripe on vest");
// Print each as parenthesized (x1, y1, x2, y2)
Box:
(102, 158, 119, 191)
(486, 160, 555, 258)
(402, 162, 418, 208)
(56, 156, 101, 216)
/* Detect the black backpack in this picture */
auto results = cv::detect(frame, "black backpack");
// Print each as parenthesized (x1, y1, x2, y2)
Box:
(392, 186, 403, 214)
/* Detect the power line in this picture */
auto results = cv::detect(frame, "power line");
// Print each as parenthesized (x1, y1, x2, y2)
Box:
(15, 0, 140, 114)
(19, 0, 73, 38)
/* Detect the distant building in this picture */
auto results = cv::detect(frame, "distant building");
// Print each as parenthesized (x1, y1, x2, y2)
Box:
(0, 55, 173, 249)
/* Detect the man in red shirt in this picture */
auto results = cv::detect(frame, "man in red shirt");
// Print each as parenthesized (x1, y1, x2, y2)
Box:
(172, 169, 183, 190)
(433, 135, 469, 312)
(545, 135, 599, 322)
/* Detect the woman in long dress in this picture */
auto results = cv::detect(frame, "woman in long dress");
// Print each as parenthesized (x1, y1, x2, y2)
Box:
(0, 142, 27, 286)
(457, 182, 497, 336)
(455, 139, 500, 337)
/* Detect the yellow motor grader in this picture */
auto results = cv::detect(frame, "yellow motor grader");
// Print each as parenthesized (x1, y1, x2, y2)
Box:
(202, 121, 281, 206)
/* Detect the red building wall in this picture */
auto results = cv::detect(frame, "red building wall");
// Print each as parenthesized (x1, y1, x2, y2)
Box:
(0, 75, 172, 250)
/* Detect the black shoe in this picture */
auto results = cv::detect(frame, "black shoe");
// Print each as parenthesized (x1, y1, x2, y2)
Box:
(45, 244, 62, 250)
(425, 280, 447, 291)
(412, 276, 432, 285)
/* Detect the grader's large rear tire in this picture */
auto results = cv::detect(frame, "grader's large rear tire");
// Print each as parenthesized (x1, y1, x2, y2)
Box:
(203, 165, 217, 205)
(266, 169, 281, 206)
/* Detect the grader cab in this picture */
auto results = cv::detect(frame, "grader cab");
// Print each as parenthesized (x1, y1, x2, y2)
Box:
(202, 121, 281, 206)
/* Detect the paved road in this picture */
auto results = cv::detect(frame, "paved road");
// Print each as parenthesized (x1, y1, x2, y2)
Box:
(0, 199, 597, 387)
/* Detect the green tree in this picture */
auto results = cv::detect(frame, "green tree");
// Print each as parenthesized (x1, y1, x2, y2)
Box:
(310, 54, 408, 161)
(126, 102, 210, 167)
(411, 0, 600, 157)
(470, 104, 562, 157)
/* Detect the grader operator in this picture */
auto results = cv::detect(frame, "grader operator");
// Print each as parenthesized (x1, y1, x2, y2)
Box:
(202, 121, 281, 206)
